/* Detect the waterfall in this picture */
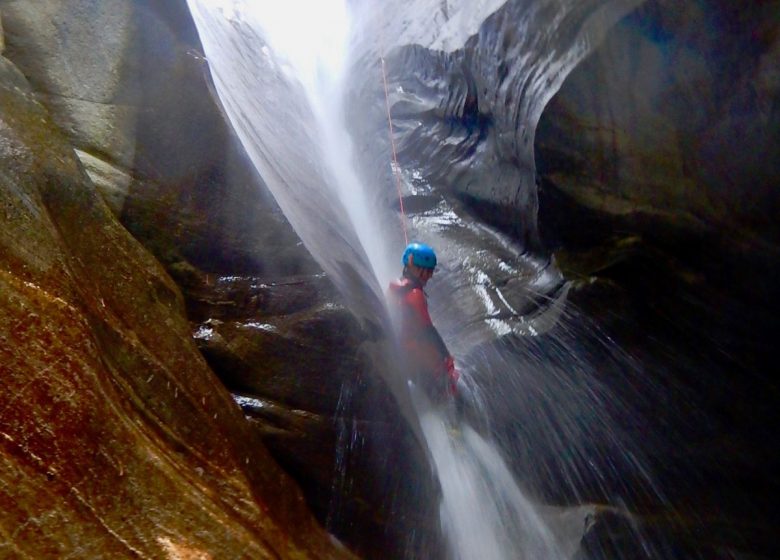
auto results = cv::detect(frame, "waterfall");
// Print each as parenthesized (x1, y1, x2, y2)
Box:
(186, 0, 392, 326)
(186, 1, 656, 558)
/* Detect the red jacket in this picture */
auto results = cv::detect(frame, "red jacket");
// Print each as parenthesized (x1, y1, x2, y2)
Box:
(387, 275, 451, 378)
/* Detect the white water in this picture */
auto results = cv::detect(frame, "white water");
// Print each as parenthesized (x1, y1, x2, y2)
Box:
(187, 1, 579, 557)
(186, 0, 394, 315)
(412, 387, 567, 560)
(246, 0, 397, 289)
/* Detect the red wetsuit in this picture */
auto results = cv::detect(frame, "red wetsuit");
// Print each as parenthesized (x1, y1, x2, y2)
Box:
(387, 273, 458, 398)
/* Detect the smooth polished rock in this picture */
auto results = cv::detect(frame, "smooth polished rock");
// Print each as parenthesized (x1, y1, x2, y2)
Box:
(0, 50, 354, 559)
(536, 0, 780, 251)
(0, 0, 317, 276)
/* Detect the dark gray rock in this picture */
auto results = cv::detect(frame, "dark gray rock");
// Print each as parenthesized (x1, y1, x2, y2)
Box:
(184, 269, 441, 559)
(536, 0, 780, 252)
(350, 0, 643, 247)
(533, 2, 780, 556)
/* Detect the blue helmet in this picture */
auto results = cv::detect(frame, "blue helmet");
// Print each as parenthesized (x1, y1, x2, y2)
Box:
(402, 242, 437, 269)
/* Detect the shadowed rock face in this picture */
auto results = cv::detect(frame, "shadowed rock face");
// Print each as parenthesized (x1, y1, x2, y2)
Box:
(533, 2, 780, 553)
(0, 48, 353, 560)
(536, 0, 780, 251)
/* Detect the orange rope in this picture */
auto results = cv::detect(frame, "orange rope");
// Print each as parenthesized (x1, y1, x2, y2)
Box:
(380, 56, 409, 245)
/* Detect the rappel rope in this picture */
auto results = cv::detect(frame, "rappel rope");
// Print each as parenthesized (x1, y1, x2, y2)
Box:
(380, 56, 409, 245)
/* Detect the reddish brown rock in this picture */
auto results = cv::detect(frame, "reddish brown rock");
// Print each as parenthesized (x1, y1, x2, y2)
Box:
(0, 53, 354, 559)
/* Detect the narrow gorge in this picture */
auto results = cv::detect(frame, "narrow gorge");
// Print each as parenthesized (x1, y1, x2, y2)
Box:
(1, 1, 777, 559)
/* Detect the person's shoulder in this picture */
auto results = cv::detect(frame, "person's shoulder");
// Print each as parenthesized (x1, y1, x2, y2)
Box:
(388, 278, 407, 292)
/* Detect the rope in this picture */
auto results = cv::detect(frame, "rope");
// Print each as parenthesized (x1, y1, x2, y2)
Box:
(380, 56, 409, 245)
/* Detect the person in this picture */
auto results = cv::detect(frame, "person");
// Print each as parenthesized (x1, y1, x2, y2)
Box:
(387, 242, 459, 402)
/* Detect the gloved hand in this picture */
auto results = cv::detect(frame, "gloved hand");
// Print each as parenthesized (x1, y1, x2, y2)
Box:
(444, 355, 459, 396)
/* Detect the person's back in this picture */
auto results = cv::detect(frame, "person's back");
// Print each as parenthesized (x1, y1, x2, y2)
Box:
(387, 243, 458, 401)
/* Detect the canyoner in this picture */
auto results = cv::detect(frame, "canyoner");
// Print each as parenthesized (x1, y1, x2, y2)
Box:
(387, 242, 460, 404)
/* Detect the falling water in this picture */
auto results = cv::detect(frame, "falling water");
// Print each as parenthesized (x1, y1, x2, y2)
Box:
(186, 0, 392, 326)
(413, 392, 569, 559)
(186, 1, 649, 558)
